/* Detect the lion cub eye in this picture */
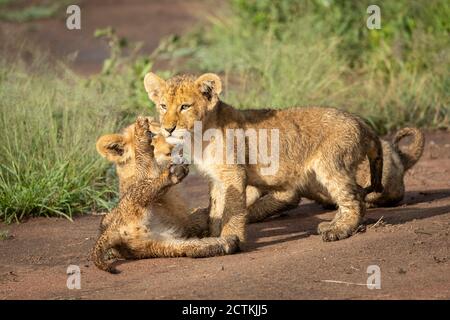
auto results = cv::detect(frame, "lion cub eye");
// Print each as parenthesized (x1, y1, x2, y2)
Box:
(180, 104, 191, 111)
(160, 104, 167, 110)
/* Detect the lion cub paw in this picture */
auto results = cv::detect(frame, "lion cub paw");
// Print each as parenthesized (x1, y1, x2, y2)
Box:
(135, 116, 149, 135)
(223, 235, 241, 254)
(317, 221, 356, 242)
(169, 164, 189, 184)
(135, 116, 154, 142)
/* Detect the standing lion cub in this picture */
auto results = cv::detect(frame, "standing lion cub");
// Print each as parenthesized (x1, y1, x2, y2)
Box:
(246, 127, 425, 221)
(143, 72, 384, 243)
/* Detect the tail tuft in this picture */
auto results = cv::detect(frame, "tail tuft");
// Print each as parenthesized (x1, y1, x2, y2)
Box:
(366, 135, 384, 195)
(392, 128, 425, 171)
(91, 231, 118, 274)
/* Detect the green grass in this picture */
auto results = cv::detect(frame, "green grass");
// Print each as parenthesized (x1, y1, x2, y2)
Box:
(0, 28, 173, 223)
(180, 0, 449, 133)
(0, 0, 14, 6)
(0, 229, 9, 240)
(0, 51, 148, 223)
(0, 0, 73, 22)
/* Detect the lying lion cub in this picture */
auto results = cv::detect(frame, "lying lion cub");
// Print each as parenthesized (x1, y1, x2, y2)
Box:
(144, 73, 384, 242)
(92, 117, 239, 273)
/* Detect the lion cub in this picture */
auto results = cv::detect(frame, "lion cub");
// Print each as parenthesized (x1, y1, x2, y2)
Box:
(143, 73, 384, 243)
(317, 127, 425, 208)
(246, 127, 425, 222)
(92, 117, 239, 273)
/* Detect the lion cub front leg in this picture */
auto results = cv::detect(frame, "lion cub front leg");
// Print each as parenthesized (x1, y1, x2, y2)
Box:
(134, 116, 160, 180)
(316, 170, 365, 241)
(209, 166, 247, 243)
(132, 116, 189, 206)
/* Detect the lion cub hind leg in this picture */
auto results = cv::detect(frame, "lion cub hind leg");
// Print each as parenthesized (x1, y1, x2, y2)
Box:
(184, 207, 210, 238)
(125, 235, 240, 258)
(316, 169, 365, 242)
(247, 189, 300, 223)
(180, 236, 240, 257)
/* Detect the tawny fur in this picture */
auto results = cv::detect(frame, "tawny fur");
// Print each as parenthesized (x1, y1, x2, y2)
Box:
(144, 73, 384, 243)
(96, 121, 269, 244)
(154, 126, 424, 216)
(248, 127, 425, 214)
(317, 127, 425, 208)
(92, 117, 239, 273)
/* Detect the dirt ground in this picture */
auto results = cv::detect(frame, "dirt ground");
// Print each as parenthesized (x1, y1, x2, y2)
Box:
(0, 0, 449, 300)
(0, 0, 222, 74)
(1, 131, 449, 300)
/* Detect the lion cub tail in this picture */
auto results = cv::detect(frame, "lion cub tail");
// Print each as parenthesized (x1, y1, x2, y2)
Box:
(392, 127, 425, 171)
(365, 134, 384, 195)
(91, 229, 120, 274)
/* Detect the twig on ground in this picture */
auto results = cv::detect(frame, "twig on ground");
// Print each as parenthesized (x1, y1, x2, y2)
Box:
(369, 216, 384, 229)
(320, 280, 369, 286)
(414, 230, 432, 235)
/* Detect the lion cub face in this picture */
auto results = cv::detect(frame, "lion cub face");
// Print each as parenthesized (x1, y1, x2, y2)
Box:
(143, 73, 222, 138)
(96, 118, 174, 193)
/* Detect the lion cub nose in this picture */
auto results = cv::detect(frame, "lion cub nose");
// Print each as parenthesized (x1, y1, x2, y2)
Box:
(165, 126, 176, 134)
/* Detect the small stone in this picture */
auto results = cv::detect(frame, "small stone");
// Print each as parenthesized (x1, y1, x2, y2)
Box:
(397, 268, 407, 274)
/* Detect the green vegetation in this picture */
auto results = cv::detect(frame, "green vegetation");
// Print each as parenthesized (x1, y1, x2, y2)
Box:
(0, 229, 9, 240)
(0, 57, 112, 223)
(93, 27, 175, 113)
(181, 0, 449, 133)
(0, 48, 147, 223)
(0, 28, 176, 223)
(0, 0, 73, 22)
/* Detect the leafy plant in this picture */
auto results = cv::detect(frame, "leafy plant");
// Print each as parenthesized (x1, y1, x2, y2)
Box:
(0, 229, 10, 240)
(92, 27, 176, 116)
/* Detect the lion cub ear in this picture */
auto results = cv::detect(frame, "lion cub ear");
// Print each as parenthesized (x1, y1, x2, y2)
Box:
(144, 73, 166, 103)
(96, 134, 126, 163)
(195, 73, 222, 100)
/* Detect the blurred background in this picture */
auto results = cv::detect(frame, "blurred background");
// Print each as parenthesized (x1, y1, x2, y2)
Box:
(0, 0, 448, 222)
